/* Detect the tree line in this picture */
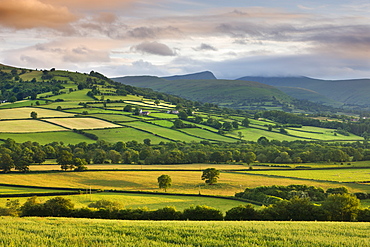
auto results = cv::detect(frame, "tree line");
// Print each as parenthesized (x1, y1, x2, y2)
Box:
(2, 137, 370, 172)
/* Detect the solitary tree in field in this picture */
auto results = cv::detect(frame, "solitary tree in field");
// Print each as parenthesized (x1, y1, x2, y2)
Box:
(201, 168, 220, 185)
(157, 174, 172, 192)
(30, 111, 37, 119)
(237, 131, 244, 140)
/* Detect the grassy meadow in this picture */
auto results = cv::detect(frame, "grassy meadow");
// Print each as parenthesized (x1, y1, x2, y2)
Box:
(0, 107, 74, 119)
(1, 217, 369, 247)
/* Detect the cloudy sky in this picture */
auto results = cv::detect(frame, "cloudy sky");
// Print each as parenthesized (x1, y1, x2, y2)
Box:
(1, 0, 370, 79)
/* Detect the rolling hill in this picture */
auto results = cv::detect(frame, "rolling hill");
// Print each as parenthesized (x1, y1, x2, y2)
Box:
(112, 76, 293, 109)
(237, 76, 370, 106)
(162, 71, 217, 80)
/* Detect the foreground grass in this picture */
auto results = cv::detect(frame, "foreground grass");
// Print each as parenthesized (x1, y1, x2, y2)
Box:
(0, 217, 369, 247)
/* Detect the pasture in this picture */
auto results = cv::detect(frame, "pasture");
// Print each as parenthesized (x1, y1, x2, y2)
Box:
(245, 168, 370, 182)
(0, 131, 96, 144)
(0, 120, 67, 133)
(180, 128, 237, 142)
(85, 128, 169, 144)
(0, 107, 74, 119)
(0, 192, 247, 212)
(123, 121, 205, 142)
(0, 217, 369, 247)
(46, 89, 93, 101)
(44, 117, 121, 130)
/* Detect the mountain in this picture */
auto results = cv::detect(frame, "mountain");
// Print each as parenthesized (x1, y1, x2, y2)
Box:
(162, 71, 217, 80)
(112, 75, 293, 109)
(237, 76, 370, 106)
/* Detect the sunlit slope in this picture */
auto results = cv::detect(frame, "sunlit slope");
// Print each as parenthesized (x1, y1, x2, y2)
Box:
(113, 76, 293, 106)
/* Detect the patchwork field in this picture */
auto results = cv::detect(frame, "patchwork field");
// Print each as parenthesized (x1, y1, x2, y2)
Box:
(0, 107, 74, 119)
(0, 218, 368, 247)
(44, 117, 121, 130)
(0, 120, 67, 133)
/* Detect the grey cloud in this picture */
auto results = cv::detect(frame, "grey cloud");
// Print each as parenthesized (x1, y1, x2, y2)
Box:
(131, 41, 177, 56)
(194, 43, 217, 51)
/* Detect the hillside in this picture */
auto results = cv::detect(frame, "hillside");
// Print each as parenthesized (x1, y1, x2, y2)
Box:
(0, 64, 364, 145)
(112, 76, 293, 109)
(237, 76, 370, 107)
(162, 71, 217, 80)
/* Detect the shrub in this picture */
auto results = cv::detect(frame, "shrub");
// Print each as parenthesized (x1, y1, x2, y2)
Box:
(225, 204, 259, 221)
(183, 205, 223, 221)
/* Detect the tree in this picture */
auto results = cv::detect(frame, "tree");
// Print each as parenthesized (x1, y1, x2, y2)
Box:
(201, 168, 220, 185)
(43, 197, 74, 217)
(178, 110, 188, 120)
(107, 150, 121, 164)
(237, 132, 244, 140)
(244, 152, 256, 166)
(73, 158, 88, 171)
(123, 105, 132, 112)
(0, 153, 14, 173)
(154, 99, 160, 106)
(143, 138, 151, 146)
(157, 174, 172, 192)
(173, 119, 184, 129)
(222, 122, 233, 131)
(232, 121, 239, 129)
(241, 118, 250, 127)
(57, 150, 74, 171)
(321, 193, 360, 221)
(30, 111, 37, 119)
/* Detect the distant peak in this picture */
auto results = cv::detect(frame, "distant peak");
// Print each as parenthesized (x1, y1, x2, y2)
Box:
(162, 71, 217, 80)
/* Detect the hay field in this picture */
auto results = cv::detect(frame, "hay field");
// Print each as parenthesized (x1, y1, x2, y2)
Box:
(0, 171, 365, 196)
(0, 120, 67, 132)
(44, 118, 121, 130)
(0, 107, 74, 119)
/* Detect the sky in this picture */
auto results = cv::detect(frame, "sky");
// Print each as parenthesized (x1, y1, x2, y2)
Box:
(1, 0, 370, 79)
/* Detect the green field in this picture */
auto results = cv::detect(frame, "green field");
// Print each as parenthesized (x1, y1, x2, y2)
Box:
(0, 186, 67, 195)
(245, 168, 370, 182)
(92, 114, 138, 122)
(227, 127, 301, 142)
(85, 128, 169, 144)
(1, 218, 368, 247)
(0, 192, 246, 212)
(0, 131, 95, 144)
(46, 89, 94, 101)
(123, 121, 204, 142)
(180, 128, 237, 142)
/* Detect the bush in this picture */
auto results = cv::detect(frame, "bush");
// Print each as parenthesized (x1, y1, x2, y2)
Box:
(183, 205, 223, 221)
(225, 204, 259, 221)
